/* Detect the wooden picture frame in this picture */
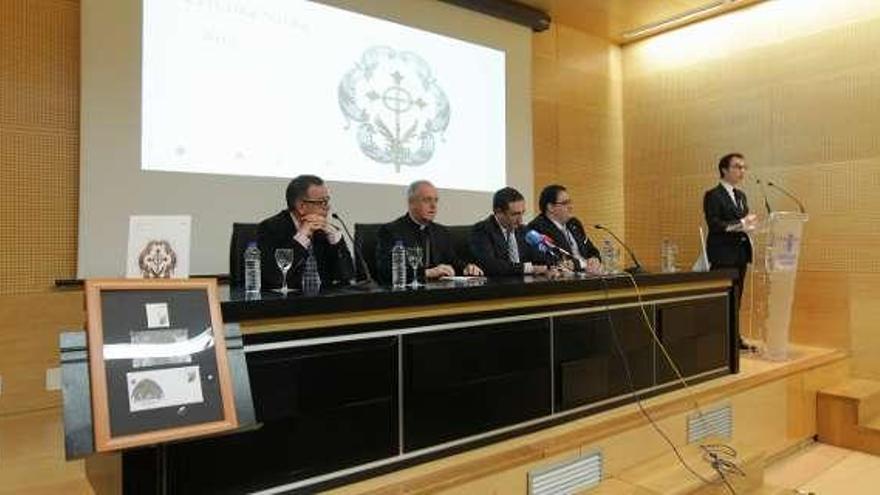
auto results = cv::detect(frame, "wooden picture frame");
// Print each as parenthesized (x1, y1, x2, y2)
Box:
(85, 278, 237, 452)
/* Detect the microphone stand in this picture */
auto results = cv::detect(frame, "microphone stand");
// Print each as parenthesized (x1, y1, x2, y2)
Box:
(752, 175, 773, 215)
(767, 181, 806, 214)
(331, 212, 375, 287)
(593, 224, 646, 274)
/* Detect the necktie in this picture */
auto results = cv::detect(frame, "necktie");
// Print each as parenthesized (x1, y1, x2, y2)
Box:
(421, 227, 431, 267)
(564, 227, 583, 259)
(506, 230, 520, 263)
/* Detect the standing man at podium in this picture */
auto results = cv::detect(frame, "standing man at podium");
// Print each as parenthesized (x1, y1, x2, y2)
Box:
(703, 153, 759, 349)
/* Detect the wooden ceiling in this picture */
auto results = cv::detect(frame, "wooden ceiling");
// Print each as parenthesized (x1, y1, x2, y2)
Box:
(517, 0, 757, 42)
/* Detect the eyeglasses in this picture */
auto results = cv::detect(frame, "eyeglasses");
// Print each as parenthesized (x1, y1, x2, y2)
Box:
(553, 199, 572, 206)
(301, 197, 331, 207)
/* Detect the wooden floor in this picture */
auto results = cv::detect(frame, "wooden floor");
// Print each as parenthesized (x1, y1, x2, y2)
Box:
(765, 443, 880, 494)
(0, 345, 847, 494)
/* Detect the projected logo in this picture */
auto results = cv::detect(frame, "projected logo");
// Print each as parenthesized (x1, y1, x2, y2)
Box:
(338, 46, 450, 172)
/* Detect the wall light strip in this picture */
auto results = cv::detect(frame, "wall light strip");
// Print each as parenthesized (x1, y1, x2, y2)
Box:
(621, 0, 735, 42)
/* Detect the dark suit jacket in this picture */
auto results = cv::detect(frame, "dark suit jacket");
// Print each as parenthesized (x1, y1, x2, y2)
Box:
(703, 184, 753, 267)
(527, 214, 600, 270)
(256, 210, 354, 290)
(469, 215, 551, 276)
(376, 214, 465, 283)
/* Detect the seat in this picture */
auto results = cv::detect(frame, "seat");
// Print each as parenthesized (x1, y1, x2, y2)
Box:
(354, 223, 382, 282)
(448, 225, 475, 265)
(229, 222, 259, 287)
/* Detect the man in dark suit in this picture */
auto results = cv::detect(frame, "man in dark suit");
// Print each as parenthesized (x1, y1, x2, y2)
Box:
(257, 175, 354, 290)
(470, 187, 552, 276)
(703, 152, 758, 308)
(703, 153, 759, 350)
(527, 184, 602, 273)
(376, 180, 483, 283)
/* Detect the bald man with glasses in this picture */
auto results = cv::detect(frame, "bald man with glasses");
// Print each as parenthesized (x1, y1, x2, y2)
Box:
(257, 174, 354, 290)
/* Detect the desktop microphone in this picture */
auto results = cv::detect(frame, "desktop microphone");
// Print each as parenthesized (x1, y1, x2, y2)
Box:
(592, 224, 646, 274)
(524, 230, 573, 258)
(330, 212, 375, 285)
(767, 181, 806, 214)
(751, 174, 773, 215)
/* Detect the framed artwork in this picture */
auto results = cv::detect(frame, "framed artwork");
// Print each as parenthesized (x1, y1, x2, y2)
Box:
(85, 278, 237, 451)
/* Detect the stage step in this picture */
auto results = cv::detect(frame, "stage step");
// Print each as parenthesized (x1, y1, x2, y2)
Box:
(817, 378, 880, 455)
(613, 438, 765, 495)
(746, 484, 798, 494)
(576, 476, 790, 495)
(572, 478, 640, 494)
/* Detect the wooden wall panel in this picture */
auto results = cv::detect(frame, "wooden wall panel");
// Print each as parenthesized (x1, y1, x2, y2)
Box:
(532, 23, 625, 240)
(0, 290, 84, 415)
(0, 3, 85, 491)
(0, 0, 80, 296)
(848, 273, 880, 379)
(620, 2, 880, 358)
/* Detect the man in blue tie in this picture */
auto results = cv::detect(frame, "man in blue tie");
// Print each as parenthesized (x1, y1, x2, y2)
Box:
(470, 187, 552, 276)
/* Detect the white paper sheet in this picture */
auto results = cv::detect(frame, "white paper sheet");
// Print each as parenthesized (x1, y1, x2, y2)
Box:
(127, 365, 204, 412)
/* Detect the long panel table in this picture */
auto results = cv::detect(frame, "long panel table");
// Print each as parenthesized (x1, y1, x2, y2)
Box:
(110, 271, 738, 494)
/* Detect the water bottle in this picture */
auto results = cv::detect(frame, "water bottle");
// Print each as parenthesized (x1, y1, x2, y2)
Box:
(660, 239, 669, 273)
(391, 241, 407, 289)
(601, 238, 617, 274)
(661, 238, 676, 273)
(244, 242, 261, 293)
(302, 251, 322, 296)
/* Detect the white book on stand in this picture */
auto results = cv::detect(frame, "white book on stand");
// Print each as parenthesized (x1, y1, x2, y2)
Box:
(126, 215, 192, 279)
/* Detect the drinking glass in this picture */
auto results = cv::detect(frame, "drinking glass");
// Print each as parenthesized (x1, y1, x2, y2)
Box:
(274, 248, 294, 294)
(406, 246, 423, 288)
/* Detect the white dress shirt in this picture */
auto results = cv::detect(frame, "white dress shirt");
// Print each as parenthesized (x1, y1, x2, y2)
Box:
(291, 212, 342, 249)
(550, 218, 584, 261)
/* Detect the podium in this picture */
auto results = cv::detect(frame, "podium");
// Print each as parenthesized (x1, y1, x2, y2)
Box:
(751, 211, 809, 361)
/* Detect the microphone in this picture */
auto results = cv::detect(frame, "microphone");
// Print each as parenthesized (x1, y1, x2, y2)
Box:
(525, 230, 572, 258)
(331, 212, 375, 286)
(593, 224, 646, 274)
(751, 175, 773, 215)
(767, 181, 806, 214)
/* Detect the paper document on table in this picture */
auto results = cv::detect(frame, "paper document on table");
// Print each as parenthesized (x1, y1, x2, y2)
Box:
(440, 276, 485, 282)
